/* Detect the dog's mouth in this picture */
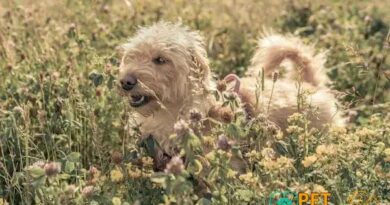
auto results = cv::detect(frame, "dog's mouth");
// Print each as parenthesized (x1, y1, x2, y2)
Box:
(130, 95, 151, 107)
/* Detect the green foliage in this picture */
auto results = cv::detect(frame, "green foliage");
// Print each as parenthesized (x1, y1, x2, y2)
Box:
(0, 0, 389, 205)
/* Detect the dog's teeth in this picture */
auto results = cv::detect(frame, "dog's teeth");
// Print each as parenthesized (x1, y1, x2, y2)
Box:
(134, 96, 145, 104)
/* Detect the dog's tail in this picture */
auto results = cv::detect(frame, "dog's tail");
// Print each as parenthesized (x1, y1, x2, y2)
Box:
(249, 34, 327, 87)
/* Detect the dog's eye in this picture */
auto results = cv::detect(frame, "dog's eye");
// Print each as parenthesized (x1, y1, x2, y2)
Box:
(152, 56, 167, 65)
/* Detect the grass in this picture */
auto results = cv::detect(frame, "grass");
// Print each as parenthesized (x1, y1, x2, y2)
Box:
(0, 0, 389, 204)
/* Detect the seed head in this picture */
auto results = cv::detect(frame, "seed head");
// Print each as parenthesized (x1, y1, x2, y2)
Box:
(221, 110, 234, 123)
(89, 166, 99, 176)
(216, 80, 227, 92)
(81, 186, 94, 198)
(364, 15, 372, 24)
(5, 64, 13, 72)
(102, 5, 110, 13)
(272, 71, 279, 82)
(13, 106, 24, 113)
(189, 109, 202, 123)
(217, 135, 231, 151)
(111, 151, 123, 165)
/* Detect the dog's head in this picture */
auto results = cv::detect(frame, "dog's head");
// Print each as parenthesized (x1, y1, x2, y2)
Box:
(118, 22, 211, 116)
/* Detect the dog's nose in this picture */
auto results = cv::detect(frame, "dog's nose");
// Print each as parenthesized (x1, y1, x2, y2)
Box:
(120, 75, 137, 91)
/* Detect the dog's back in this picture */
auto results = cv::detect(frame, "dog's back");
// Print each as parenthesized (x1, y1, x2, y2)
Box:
(242, 34, 344, 129)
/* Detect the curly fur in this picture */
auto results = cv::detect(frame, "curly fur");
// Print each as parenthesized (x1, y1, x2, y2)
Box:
(119, 22, 215, 154)
(118, 22, 344, 157)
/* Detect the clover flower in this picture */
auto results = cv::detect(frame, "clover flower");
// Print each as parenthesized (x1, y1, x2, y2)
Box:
(112, 197, 121, 205)
(239, 172, 258, 187)
(217, 134, 231, 151)
(173, 119, 191, 137)
(165, 156, 184, 175)
(81, 186, 94, 198)
(44, 162, 61, 177)
(216, 80, 227, 92)
(110, 169, 124, 182)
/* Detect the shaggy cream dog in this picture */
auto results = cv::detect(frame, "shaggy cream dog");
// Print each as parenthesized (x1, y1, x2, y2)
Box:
(118, 22, 343, 162)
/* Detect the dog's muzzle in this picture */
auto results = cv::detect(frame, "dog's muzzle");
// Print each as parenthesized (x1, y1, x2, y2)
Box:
(120, 75, 137, 91)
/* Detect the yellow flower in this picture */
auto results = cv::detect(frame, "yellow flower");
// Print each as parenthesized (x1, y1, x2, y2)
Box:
(275, 156, 294, 170)
(112, 197, 121, 205)
(286, 125, 304, 134)
(246, 150, 260, 163)
(315, 144, 338, 156)
(239, 172, 258, 187)
(126, 163, 142, 179)
(329, 126, 347, 135)
(110, 169, 124, 182)
(302, 155, 317, 167)
(355, 127, 377, 139)
(313, 184, 327, 193)
(141, 157, 154, 168)
(261, 148, 275, 159)
(227, 169, 237, 179)
(202, 136, 215, 147)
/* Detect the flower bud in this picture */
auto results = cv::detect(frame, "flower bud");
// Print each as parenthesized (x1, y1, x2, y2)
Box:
(189, 109, 202, 123)
(217, 135, 231, 151)
(111, 151, 123, 165)
(216, 80, 227, 92)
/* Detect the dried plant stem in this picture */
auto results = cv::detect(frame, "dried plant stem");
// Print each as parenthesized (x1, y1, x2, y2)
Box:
(267, 81, 276, 114)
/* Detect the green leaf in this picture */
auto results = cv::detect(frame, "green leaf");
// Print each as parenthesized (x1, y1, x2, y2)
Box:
(187, 159, 203, 175)
(65, 161, 75, 173)
(58, 173, 71, 180)
(67, 152, 81, 162)
(235, 189, 254, 202)
(28, 167, 45, 178)
(31, 176, 46, 188)
(226, 123, 243, 138)
(189, 133, 201, 148)
(11, 172, 24, 187)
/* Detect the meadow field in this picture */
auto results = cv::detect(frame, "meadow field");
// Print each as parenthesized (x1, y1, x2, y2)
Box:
(0, 0, 390, 204)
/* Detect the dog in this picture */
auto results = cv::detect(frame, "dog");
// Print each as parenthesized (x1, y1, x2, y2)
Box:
(118, 22, 343, 167)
